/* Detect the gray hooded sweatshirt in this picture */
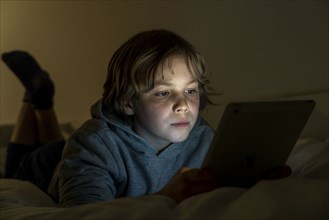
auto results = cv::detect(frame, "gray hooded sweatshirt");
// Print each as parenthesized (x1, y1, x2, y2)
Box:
(48, 100, 214, 207)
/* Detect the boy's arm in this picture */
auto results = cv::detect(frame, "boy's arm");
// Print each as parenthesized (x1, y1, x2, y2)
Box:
(155, 167, 219, 203)
(156, 165, 292, 203)
(56, 131, 119, 207)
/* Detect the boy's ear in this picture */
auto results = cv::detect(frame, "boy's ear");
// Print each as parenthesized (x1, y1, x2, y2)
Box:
(123, 101, 135, 116)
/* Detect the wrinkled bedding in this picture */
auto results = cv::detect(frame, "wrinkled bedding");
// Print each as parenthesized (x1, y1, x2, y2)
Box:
(1, 178, 327, 220)
(1, 138, 328, 220)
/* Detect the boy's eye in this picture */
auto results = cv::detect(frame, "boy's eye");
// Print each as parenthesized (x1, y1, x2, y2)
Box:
(186, 89, 198, 95)
(155, 91, 170, 97)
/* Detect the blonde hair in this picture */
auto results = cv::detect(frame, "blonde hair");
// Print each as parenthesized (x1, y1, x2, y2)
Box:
(103, 29, 213, 121)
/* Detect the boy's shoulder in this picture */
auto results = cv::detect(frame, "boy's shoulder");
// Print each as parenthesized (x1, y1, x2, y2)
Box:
(74, 117, 132, 138)
(65, 118, 124, 150)
(78, 118, 109, 133)
(67, 118, 116, 141)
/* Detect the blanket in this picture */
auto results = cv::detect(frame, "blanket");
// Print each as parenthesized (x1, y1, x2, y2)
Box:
(0, 138, 328, 220)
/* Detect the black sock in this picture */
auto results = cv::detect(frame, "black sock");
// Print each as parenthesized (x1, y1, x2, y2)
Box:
(2, 51, 54, 109)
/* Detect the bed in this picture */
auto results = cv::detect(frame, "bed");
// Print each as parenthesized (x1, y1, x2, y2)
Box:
(0, 92, 328, 220)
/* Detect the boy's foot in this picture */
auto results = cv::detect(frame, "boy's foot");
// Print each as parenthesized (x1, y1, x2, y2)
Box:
(2, 51, 54, 109)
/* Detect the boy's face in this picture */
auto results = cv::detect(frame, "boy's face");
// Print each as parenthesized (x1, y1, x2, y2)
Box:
(126, 57, 200, 150)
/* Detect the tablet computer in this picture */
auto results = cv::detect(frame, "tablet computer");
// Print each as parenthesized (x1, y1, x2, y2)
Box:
(202, 100, 315, 188)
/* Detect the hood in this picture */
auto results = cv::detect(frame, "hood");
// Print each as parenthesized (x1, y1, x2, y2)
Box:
(90, 99, 133, 130)
(89, 98, 211, 157)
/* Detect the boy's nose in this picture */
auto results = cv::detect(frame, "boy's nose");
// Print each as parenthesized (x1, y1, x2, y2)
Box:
(173, 96, 189, 113)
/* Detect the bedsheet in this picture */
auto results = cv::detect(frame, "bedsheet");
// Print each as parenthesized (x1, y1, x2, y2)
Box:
(0, 138, 328, 220)
(0, 178, 328, 220)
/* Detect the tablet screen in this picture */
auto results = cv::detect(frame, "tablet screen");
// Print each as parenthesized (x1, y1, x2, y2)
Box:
(202, 100, 315, 188)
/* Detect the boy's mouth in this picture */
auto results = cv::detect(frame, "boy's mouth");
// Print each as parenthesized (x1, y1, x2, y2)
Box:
(171, 120, 190, 127)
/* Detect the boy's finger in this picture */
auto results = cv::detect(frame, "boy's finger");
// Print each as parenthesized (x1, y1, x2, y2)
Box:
(263, 165, 292, 180)
(179, 167, 192, 173)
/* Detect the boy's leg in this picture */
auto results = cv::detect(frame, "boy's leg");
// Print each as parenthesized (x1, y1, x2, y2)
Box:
(35, 109, 64, 144)
(10, 103, 38, 145)
(5, 96, 39, 178)
(2, 51, 64, 143)
(11, 108, 65, 191)
(14, 140, 65, 192)
(2, 51, 64, 187)
(2, 51, 54, 110)
(11, 108, 65, 192)
(13, 109, 65, 192)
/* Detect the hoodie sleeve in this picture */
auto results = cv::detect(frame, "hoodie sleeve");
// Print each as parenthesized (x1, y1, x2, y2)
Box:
(56, 127, 121, 207)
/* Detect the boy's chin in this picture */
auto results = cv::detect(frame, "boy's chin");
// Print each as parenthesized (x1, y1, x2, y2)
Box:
(166, 127, 194, 143)
(170, 135, 189, 143)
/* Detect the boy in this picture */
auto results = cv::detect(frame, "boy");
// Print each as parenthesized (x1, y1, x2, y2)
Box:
(48, 29, 219, 207)
(3, 29, 291, 208)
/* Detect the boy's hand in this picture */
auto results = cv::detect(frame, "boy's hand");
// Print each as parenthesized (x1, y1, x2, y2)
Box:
(260, 165, 292, 180)
(156, 165, 291, 203)
(156, 167, 219, 203)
